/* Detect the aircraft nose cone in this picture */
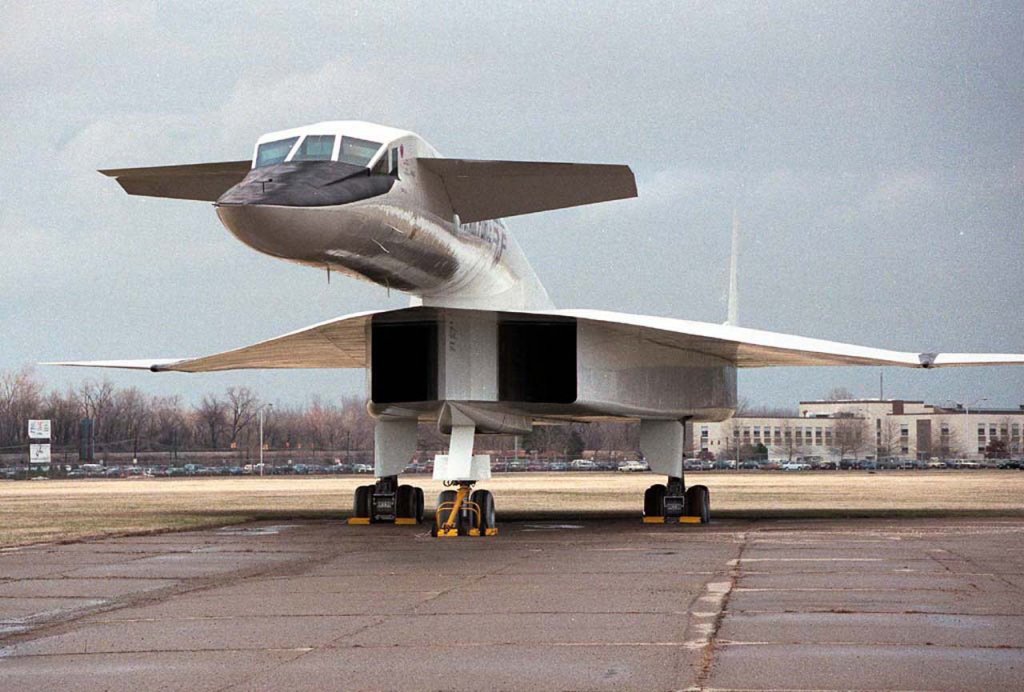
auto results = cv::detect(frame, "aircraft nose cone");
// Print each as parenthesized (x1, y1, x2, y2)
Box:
(216, 161, 395, 207)
(215, 204, 293, 258)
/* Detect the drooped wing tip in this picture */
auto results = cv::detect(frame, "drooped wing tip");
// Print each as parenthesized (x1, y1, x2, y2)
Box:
(40, 359, 187, 372)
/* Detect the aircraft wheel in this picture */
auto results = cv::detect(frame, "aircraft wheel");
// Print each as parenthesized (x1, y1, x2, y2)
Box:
(434, 489, 458, 535)
(414, 486, 425, 523)
(353, 485, 372, 518)
(471, 489, 496, 531)
(685, 485, 710, 523)
(644, 484, 666, 517)
(396, 485, 415, 518)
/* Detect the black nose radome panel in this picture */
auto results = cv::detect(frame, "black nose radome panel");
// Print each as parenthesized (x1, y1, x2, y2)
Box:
(217, 161, 396, 207)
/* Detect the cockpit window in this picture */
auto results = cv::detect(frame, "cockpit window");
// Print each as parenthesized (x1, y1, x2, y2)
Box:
(291, 135, 336, 162)
(255, 137, 299, 167)
(339, 136, 383, 166)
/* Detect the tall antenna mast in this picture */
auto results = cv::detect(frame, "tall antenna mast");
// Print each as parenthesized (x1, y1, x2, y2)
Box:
(726, 208, 740, 327)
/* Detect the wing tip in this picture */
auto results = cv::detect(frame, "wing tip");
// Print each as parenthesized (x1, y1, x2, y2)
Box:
(40, 359, 185, 371)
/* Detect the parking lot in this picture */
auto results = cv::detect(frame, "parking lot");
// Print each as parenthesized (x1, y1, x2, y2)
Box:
(3, 455, 1022, 481)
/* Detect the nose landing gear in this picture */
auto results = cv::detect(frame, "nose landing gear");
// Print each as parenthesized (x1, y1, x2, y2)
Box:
(431, 482, 498, 537)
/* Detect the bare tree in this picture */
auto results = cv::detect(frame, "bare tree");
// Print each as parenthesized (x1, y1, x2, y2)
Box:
(41, 388, 79, 449)
(76, 380, 116, 444)
(930, 419, 964, 461)
(875, 417, 901, 461)
(831, 415, 869, 462)
(148, 395, 188, 457)
(743, 405, 799, 418)
(225, 387, 260, 449)
(776, 420, 805, 462)
(195, 395, 226, 449)
(718, 419, 741, 462)
(0, 367, 42, 447)
(998, 416, 1019, 458)
(113, 388, 150, 457)
(826, 387, 856, 401)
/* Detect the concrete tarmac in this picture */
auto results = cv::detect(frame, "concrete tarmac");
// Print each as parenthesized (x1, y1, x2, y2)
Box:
(1, 516, 1023, 690)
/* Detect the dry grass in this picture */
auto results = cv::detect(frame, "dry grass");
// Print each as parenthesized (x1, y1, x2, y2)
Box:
(1, 471, 1023, 547)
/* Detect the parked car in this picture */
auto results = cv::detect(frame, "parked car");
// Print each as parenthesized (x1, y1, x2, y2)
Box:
(352, 463, 374, 474)
(781, 462, 810, 471)
(617, 460, 648, 472)
(569, 459, 597, 471)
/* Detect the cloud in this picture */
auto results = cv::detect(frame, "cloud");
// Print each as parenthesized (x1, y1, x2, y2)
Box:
(1, 2, 1021, 409)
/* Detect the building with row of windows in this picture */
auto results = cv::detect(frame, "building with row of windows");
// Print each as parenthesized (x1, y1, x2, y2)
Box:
(686, 399, 1024, 462)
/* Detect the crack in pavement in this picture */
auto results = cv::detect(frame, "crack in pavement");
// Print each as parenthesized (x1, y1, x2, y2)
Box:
(691, 531, 749, 691)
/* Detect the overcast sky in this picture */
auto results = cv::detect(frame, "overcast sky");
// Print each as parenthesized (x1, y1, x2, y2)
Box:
(2, 2, 1021, 410)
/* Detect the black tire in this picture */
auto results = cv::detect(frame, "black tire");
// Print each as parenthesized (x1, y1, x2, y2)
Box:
(414, 486, 425, 523)
(353, 485, 371, 518)
(471, 489, 496, 531)
(362, 484, 375, 518)
(644, 484, 666, 517)
(396, 485, 415, 518)
(436, 490, 458, 532)
(685, 485, 710, 523)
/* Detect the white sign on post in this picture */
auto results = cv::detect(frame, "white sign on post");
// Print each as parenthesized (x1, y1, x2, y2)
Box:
(30, 443, 51, 464)
(28, 419, 51, 439)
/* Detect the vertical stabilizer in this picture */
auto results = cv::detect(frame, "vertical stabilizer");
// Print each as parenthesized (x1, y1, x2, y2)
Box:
(725, 209, 740, 326)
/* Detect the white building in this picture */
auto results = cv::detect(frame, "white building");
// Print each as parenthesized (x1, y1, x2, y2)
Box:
(687, 399, 1024, 463)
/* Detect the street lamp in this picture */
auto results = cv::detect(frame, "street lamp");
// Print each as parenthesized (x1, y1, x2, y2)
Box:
(259, 404, 273, 476)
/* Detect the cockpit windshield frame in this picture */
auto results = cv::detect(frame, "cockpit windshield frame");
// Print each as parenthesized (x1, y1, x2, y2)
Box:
(338, 136, 383, 167)
(253, 129, 388, 169)
(254, 137, 300, 168)
(290, 135, 337, 162)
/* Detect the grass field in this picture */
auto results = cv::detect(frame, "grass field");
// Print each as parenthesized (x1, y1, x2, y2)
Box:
(2, 471, 1023, 547)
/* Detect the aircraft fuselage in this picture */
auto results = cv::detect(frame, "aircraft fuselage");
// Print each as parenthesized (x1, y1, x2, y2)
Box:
(214, 122, 552, 311)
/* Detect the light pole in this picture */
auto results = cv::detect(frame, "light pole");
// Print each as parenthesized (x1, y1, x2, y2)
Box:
(259, 404, 273, 476)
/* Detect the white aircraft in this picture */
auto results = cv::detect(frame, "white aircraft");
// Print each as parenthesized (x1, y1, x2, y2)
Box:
(54, 121, 1024, 536)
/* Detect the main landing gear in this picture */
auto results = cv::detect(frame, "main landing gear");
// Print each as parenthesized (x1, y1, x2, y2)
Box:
(639, 420, 710, 525)
(431, 482, 498, 537)
(348, 475, 425, 525)
(643, 476, 710, 524)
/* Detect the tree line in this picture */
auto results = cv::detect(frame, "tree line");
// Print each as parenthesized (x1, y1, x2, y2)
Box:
(0, 368, 640, 459)
(0, 367, 376, 456)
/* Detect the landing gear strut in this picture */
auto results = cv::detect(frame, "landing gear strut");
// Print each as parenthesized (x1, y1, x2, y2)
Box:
(431, 482, 498, 537)
(349, 475, 425, 525)
(643, 475, 710, 524)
